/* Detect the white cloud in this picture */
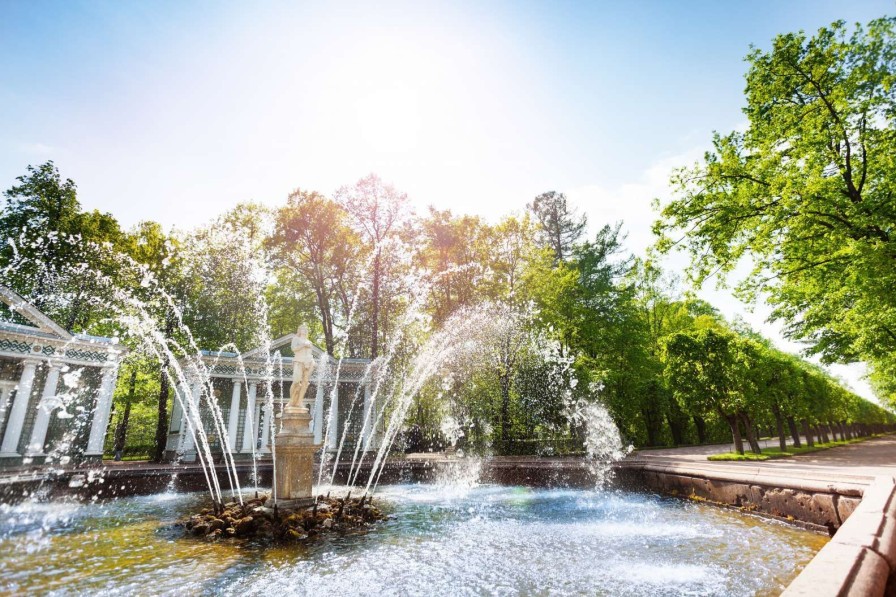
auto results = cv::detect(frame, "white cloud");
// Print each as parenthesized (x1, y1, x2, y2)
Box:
(16, 142, 56, 156)
(567, 147, 705, 257)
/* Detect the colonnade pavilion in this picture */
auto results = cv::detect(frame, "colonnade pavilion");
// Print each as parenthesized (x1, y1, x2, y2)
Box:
(0, 284, 379, 468)
(166, 335, 378, 462)
(0, 285, 124, 467)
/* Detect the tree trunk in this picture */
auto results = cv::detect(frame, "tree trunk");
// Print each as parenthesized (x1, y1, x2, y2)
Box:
(641, 407, 659, 447)
(113, 369, 137, 459)
(666, 412, 684, 446)
(839, 421, 849, 440)
(827, 421, 838, 442)
(152, 363, 170, 462)
(787, 416, 802, 448)
(772, 406, 787, 451)
(665, 399, 686, 446)
(727, 415, 744, 455)
(693, 416, 707, 444)
(817, 424, 829, 444)
(152, 319, 174, 463)
(66, 295, 83, 332)
(370, 250, 381, 359)
(314, 281, 335, 356)
(801, 419, 814, 448)
(741, 413, 762, 454)
(499, 374, 511, 442)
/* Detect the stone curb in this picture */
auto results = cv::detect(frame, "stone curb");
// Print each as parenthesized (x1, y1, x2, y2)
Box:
(621, 460, 871, 497)
(783, 476, 896, 596)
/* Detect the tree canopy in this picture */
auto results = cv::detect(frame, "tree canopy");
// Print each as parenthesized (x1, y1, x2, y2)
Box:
(654, 17, 896, 407)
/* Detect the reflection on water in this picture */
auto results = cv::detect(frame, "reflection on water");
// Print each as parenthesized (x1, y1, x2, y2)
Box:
(0, 485, 827, 596)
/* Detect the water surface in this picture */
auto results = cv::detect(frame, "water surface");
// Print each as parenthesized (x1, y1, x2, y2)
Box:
(0, 484, 827, 596)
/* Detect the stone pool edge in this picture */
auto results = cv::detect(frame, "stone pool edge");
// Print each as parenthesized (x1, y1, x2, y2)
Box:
(615, 460, 896, 596)
(781, 475, 896, 596)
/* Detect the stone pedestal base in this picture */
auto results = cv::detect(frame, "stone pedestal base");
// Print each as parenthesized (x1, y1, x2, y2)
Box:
(275, 443, 317, 501)
(274, 404, 319, 502)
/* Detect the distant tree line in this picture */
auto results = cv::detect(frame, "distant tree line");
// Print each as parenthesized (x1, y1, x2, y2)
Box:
(1, 162, 891, 460)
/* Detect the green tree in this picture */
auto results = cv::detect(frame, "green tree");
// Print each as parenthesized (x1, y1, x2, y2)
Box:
(481, 214, 540, 305)
(268, 190, 361, 354)
(654, 18, 896, 406)
(120, 221, 190, 462)
(181, 203, 271, 350)
(1, 161, 123, 330)
(414, 208, 489, 325)
(527, 191, 587, 263)
(664, 328, 758, 454)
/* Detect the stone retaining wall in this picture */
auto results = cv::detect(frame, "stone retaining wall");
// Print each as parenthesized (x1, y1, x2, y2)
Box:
(783, 476, 896, 596)
(615, 461, 867, 533)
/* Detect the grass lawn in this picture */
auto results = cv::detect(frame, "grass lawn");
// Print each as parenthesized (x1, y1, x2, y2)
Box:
(707, 435, 879, 461)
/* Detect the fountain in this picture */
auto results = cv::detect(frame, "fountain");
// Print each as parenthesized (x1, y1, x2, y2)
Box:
(0, 235, 829, 594)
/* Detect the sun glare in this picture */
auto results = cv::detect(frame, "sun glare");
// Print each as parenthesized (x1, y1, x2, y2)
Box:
(354, 88, 422, 154)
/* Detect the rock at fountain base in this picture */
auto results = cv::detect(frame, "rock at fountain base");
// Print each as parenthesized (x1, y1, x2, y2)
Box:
(177, 493, 385, 543)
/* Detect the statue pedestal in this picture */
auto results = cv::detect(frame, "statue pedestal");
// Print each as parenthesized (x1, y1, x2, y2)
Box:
(274, 404, 318, 503)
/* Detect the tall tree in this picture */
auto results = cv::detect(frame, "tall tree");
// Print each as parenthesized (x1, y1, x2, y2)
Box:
(482, 215, 540, 305)
(1, 161, 123, 330)
(664, 328, 751, 454)
(654, 18, 896, 406)
(414, 208, 489, 324)
(121, 221, 190, 462)
(527, 191, 587, 263)
(335, 174, 409, 358)
(268, 190, 360, 355)
(181, 203, 271, 350)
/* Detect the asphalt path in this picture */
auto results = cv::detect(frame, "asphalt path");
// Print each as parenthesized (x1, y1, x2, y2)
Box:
(626, 435, 896, 482)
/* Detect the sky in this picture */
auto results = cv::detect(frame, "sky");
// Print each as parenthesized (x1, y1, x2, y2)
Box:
(1, 0, 893, 399)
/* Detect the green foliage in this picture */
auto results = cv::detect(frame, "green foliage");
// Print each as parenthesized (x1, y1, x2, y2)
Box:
(654, 17, 896, 407)
(527, 191, 587, 262)
(0, 161, 124, 331)
(5, 154, 892, 461)
(180, 203, 271, 350)
(414, 208, 490, 325)
(267, 190, 361, 354)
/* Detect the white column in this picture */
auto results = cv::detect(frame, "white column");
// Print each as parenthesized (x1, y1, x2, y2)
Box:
(327, 382, 339, 450)
(86, 364, 120, 457)
(26, 364, 62, 456)
(179, 381, 200, 460)
(227, 380, 241, 450)
(260, 399, 272, 454)
(0, 360, 40, 456)
(313, 382, 325, 444)
(175, 388, 188, 453)
(170, 394, 183, 434)
(175, 383, 198, 453)
(240, 382, 258, 453)
(361, 383, 373, 449)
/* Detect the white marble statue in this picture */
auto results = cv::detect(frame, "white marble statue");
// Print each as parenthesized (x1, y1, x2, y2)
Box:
(289, 323, 315, 408)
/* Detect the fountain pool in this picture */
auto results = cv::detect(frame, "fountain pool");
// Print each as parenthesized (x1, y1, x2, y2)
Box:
(0, 484, 826, 595)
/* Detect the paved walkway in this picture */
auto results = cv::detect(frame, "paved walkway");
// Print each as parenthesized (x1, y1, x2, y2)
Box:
(625, 435, 896, 486)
